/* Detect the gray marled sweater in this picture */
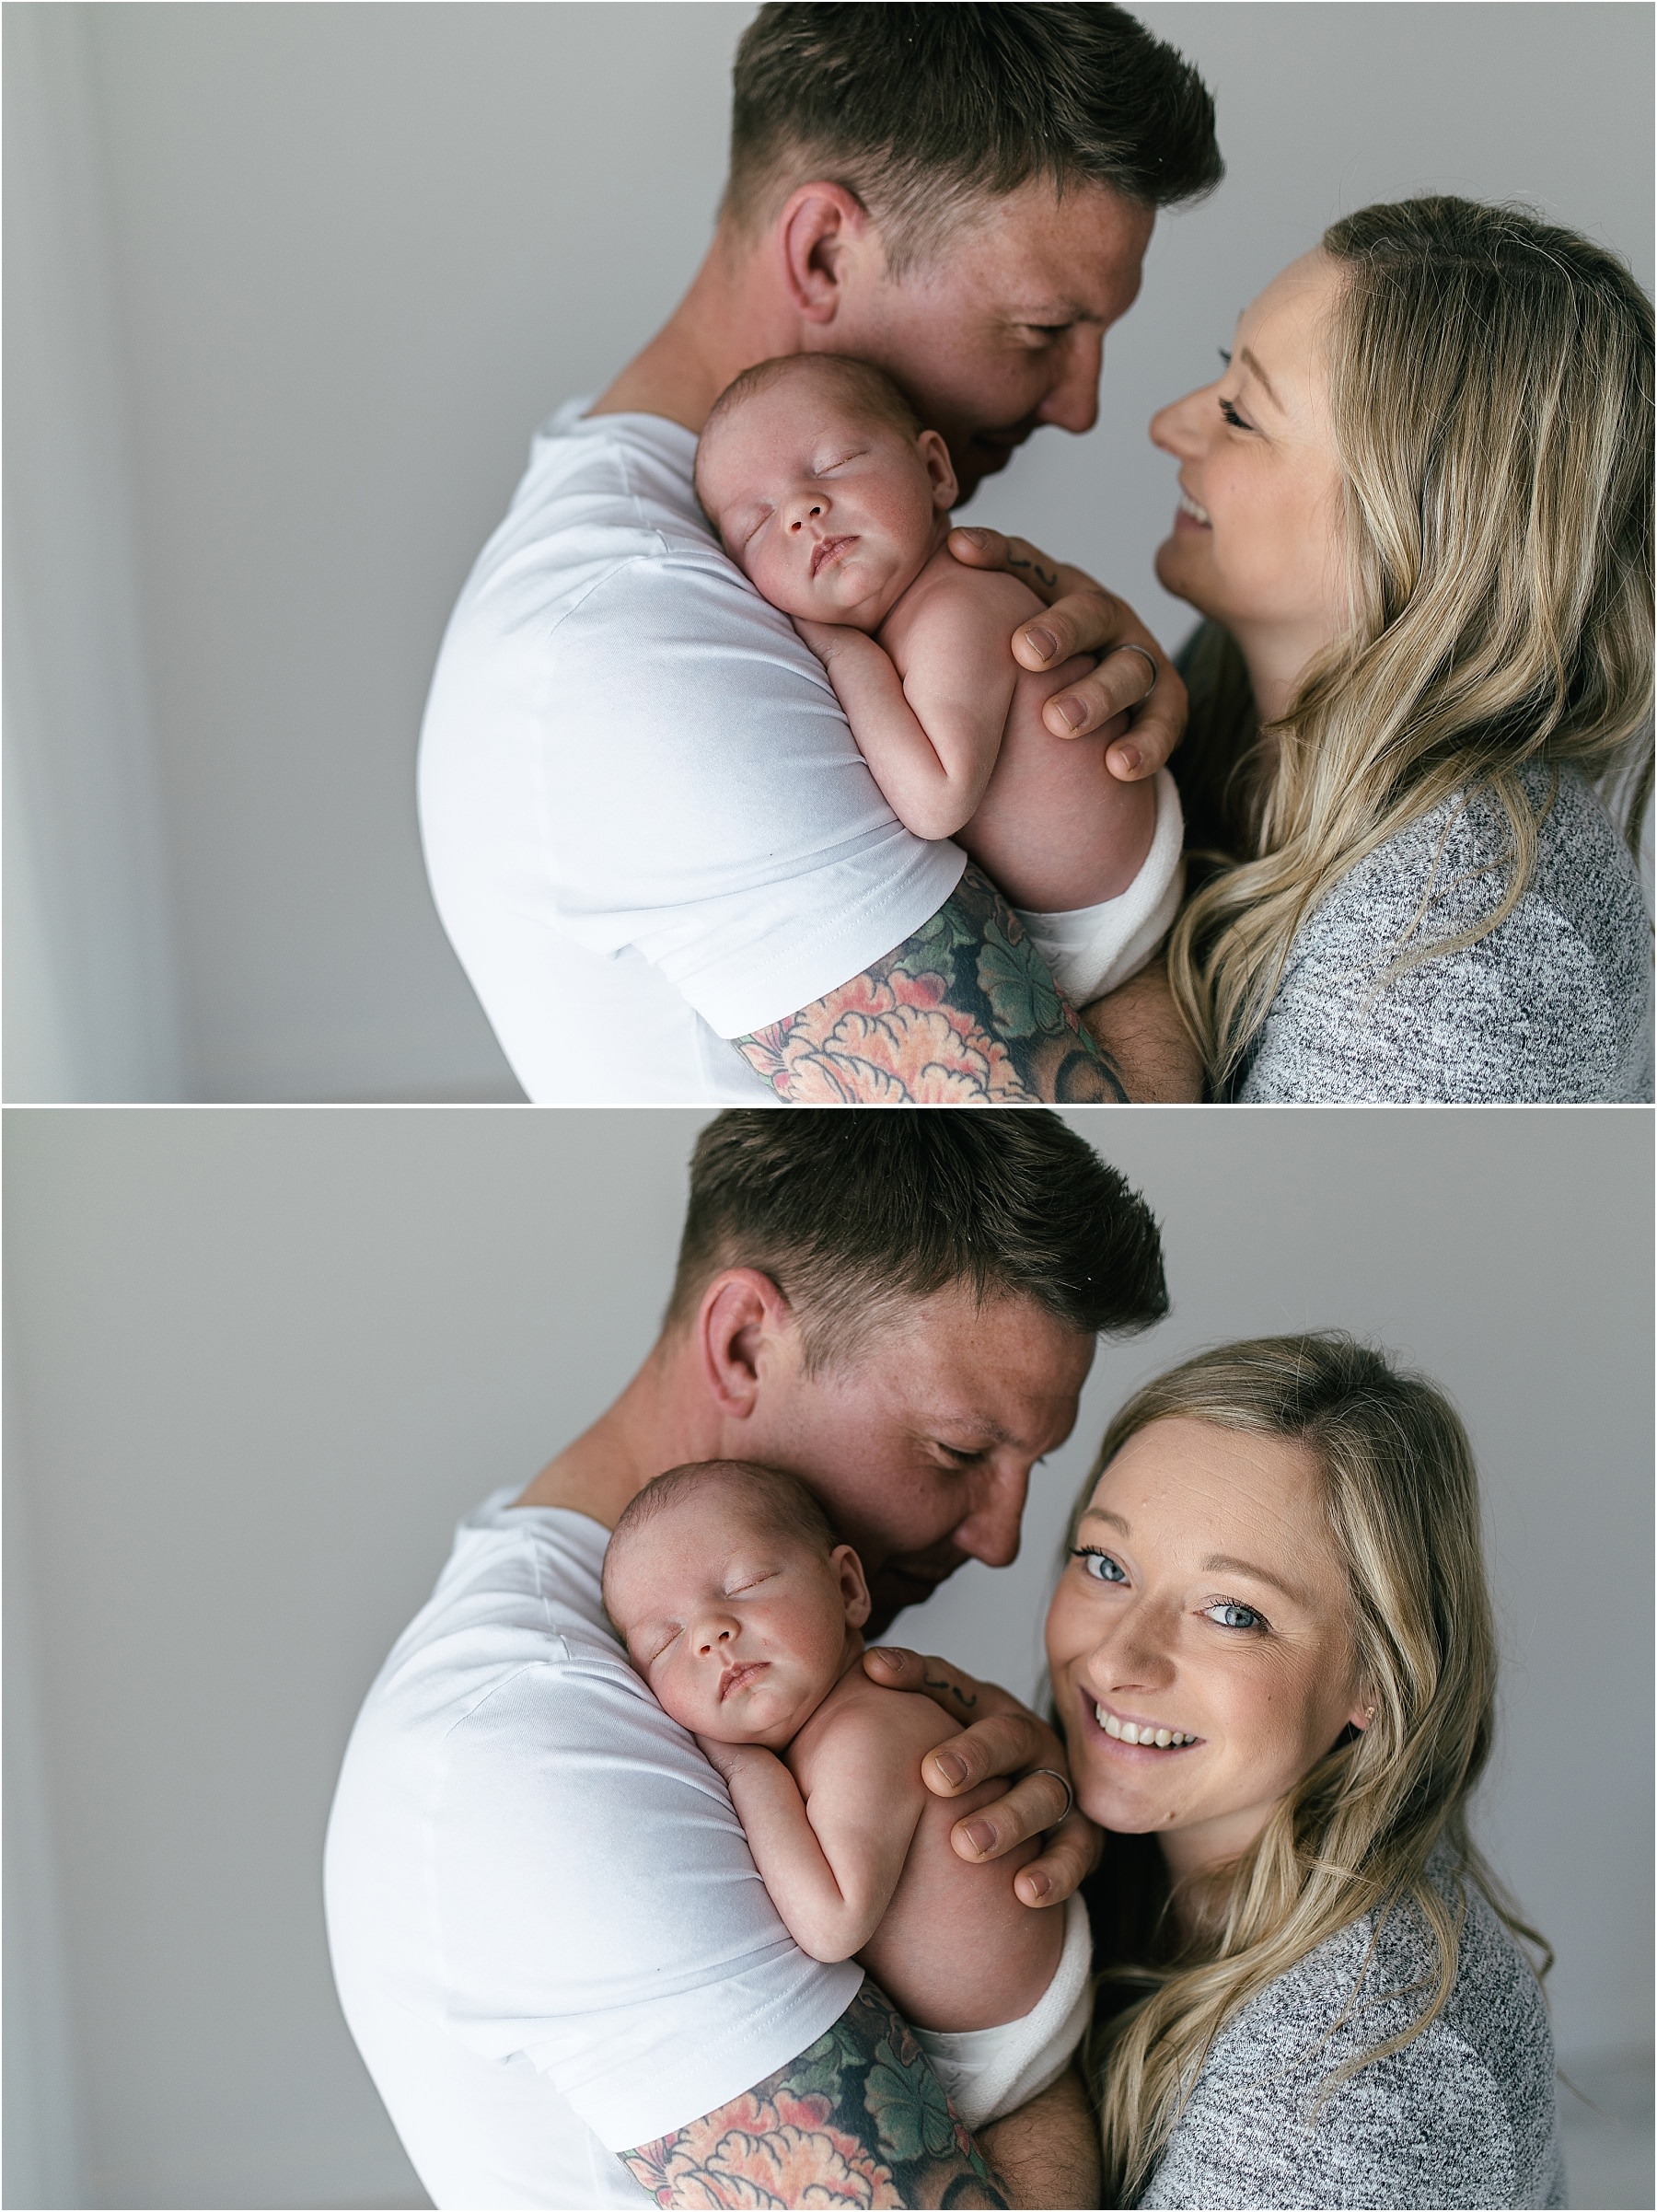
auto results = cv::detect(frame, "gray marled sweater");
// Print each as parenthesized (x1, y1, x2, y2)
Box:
(1136, 1859, 1563, 2210)
(1237, 764, 1651, 1102)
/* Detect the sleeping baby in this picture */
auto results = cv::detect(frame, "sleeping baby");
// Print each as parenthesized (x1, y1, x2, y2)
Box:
(694, 353, 1184, 1004)
(601, 1458, 1093, 2130)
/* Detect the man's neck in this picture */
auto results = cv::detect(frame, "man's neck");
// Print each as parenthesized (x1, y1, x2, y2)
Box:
(590, 224, 806, 434)
(514, 1331, 721, 1528)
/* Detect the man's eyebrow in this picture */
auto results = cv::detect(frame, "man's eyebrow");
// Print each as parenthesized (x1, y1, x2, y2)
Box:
(1200, 1552, 1312, 1607)
(1237, 346, 1284, 412)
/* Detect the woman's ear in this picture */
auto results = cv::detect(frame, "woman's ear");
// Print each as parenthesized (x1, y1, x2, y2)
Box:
(917, 428, 958, 511)
(832, 1543, 872, 1629)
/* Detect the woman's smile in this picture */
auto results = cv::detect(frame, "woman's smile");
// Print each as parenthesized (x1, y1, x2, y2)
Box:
(1082, 1686, 1202, 1753)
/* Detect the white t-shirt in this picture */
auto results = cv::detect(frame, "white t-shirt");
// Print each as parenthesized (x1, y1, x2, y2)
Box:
(323, 1492, 862, 2209)
(417, 401, 966, 1104)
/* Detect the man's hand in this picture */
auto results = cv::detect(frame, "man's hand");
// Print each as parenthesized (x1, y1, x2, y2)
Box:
(948, 526, 1187, 783)
(863, 1647, 1100, 1907)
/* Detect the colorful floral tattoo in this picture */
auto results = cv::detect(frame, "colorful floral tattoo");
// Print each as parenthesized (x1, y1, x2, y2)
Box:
(735, 866, 1129, 1104)
(620, 1980, 1009, 2208)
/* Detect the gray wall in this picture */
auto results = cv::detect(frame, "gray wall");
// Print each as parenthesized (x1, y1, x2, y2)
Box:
(5, 4, 1652, 1100)
(4, 1106, 1651, 2206)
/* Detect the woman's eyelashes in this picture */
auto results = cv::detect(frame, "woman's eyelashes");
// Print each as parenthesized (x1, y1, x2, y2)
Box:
(1218, 396, 1254, 432)
(1072, 1545, 1129, 1585)
(1203, 1599, 1267, 1633)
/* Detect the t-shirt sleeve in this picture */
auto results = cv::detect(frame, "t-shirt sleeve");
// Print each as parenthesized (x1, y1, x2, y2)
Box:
(1240, 882, 1628, 1104)
(528, 554, 966, 1037)
(1140, 2024, 1520, 2209)
(427, 1652, 863, 2152)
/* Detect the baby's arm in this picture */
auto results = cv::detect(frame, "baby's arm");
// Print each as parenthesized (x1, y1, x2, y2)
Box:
(796, 608, 1017, 842)
(697, 1717, 927, 1963)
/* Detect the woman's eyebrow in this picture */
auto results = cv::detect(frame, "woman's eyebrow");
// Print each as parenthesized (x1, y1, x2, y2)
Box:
(1236, 346, 1283, 411)
(1078, 1505, 1130, 1533)
(1199, 1552, 1311, 1606)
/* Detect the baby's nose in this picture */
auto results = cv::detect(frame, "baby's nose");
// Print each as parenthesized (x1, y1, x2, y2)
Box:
(789, 501, 825, 532)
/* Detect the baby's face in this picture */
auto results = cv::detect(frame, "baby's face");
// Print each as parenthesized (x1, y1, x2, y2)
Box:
(605, 1493, 869, 1748)
(700, 380, 956, 631)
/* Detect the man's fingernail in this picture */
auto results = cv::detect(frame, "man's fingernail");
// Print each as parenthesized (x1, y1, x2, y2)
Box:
(1052, 694, 1086, 731)
(961, 1821, 995, 1857)
(1025, 625, 1060, 662)
(866, 1647, 898, 1669)
(933, 1751, 968, 1786)
(955, 526, 989, 547)
(1113, 743, 1141, 774)
(1023, 1870, 1052, 1902)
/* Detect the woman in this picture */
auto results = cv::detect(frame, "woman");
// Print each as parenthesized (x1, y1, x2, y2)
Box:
(1046, 1333, 1559, 2206)
(968, 197, 1653, 1100)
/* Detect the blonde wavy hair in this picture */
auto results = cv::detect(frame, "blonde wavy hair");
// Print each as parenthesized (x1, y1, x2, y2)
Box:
(1070, 1334, 1549, 2206)
(1167, 198, 1655, 1087)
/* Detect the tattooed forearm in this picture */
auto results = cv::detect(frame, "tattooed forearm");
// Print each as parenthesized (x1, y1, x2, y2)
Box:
(620, 1979, 1008, 2208)
(735, 865, 1130, 1103)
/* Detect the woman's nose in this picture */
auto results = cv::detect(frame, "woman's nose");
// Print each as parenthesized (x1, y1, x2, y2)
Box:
(1085, 1605, 1177, 1689)
(1150, 387, 1209, 459)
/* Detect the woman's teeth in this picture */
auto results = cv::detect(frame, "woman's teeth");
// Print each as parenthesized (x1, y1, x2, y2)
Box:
(1095, 1704, 1194, 1747)
(1177, 491, 1211, 525)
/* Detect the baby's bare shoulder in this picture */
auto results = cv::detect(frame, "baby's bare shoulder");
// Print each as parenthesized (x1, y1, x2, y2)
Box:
(792, 1673, 960, 1789)
(905, 550, 1044, 627)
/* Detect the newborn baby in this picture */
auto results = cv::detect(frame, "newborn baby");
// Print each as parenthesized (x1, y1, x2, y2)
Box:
(601, 1459, 1093, 2130)
(695, 353, 1184, 1002)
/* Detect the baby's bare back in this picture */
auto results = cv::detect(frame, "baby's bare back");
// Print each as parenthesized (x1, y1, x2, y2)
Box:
(787, 1669, 1064, 2032)
(880, 550, 1154, 914)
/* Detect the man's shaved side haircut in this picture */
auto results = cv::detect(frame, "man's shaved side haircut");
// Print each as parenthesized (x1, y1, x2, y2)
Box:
(725, 3, 1223, 274)
(666, 1110, 1168, 1371)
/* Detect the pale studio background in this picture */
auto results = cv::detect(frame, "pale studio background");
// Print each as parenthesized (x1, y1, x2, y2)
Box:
(5, 3, 1653, 1102)
(4, 1106, 1652, 2207)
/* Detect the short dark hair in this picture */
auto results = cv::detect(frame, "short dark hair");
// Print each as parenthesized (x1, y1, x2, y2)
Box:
(604, 1461, 837, 1621)
(726, 3, 1222, 272)
(666, 1110, 1168, 1369)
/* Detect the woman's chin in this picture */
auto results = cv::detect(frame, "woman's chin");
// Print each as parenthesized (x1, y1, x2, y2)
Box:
(1152, 537, 1209, 613)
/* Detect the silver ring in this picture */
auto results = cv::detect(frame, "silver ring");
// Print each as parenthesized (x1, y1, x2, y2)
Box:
(1116, 642, 1159, 705)
(1029, 1767, 1074, 1826)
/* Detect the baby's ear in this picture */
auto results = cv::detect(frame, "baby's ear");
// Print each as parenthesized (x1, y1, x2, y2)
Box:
(831, 1543, 873, 1628)
(917, 428, 957, 512)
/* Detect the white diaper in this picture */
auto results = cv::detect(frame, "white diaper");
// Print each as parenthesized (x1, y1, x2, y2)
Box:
(1014, 767, 1186, 1005)
(911, 1887, 1094, 2131)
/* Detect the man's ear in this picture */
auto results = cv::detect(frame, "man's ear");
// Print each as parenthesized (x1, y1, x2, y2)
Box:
(697, 1268, 796, 1419)
(831, 1543, 873, 1630)
(917, 428, 958, 512)
(777, 181, 875, 326)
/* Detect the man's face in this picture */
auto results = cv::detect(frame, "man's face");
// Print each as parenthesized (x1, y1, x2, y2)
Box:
(831, 180, 1155, 502)
(738, 1284, 1095, 1634)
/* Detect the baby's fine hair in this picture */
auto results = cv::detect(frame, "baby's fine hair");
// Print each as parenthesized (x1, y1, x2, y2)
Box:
(694, 353, 922, 516)
(603, 1457, 837, 1612)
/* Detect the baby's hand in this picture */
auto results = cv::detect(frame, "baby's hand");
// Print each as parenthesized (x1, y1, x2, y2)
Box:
(793, 615, 858, 667)
(694, 1732, 747, 1782)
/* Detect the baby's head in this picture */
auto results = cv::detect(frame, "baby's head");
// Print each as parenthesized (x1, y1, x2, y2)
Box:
(695, 354, 957, 631)
(602, 1458, 871, 1747)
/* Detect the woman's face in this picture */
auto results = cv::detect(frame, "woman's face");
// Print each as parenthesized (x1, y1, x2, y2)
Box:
(1045, 1416, 1370, 1882)
(1149, 251, 1350, 699)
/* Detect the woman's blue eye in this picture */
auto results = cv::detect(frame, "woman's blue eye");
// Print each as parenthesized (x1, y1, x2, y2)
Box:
(1072, 1546, 1128, 1584)
(1206, 1601, 1263, 1630)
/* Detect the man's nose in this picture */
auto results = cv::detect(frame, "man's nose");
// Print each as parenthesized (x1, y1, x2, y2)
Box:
(1037, 330, 1105, 435)
(955, 1462, 1031, 1570)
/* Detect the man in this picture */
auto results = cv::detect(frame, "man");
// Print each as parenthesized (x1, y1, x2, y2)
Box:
(325, 1112, 1168, 2206)
(418, 6, 1221, 1105)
